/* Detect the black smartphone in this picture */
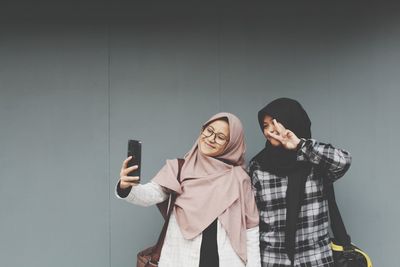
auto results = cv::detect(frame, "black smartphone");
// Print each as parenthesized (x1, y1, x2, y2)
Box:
(127, 140, 142, 181)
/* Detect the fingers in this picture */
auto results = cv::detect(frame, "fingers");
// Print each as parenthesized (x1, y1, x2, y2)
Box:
(121, 156, 133, 170)
(121, 176, 140, 183)
(272, 119, 286, 135)
(120, 176, 140, 188)
(268, 132, 284, 142)
(269, 119, 286, 141)
(120, 165, 138, 177)
(273, 119, 294, 140)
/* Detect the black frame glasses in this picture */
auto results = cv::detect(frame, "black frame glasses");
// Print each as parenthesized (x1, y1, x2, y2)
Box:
(201, 126, 229, 145)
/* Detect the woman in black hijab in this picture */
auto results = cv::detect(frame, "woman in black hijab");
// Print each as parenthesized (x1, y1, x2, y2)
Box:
(249, 98, 352, 267)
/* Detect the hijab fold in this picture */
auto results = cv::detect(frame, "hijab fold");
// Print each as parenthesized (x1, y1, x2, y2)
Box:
(152, 112, 259, 263)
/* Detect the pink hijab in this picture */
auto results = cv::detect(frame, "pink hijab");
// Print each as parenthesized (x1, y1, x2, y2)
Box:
(152, 112, 259, 263)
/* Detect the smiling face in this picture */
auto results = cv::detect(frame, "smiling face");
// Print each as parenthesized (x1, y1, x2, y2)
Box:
(262, 114, 282, 147)
(198, 119, 230, 157)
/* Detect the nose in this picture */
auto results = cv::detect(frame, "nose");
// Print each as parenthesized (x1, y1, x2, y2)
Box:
(265, 125, 273, 133)
(207, 133, 217, 143)
(264, 126, 276, 138)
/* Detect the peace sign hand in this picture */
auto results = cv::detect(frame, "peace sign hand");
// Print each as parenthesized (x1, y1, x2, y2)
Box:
(268, 119, 301, 150)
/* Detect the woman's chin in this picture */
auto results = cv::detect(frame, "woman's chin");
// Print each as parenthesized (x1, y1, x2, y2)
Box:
(200, 145, 213, 156)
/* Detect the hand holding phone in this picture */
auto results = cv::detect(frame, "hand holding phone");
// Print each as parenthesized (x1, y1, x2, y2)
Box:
(119, 140, 142, 189)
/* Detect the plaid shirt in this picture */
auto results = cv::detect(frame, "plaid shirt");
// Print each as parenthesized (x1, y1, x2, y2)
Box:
(249, 139, 352, 267)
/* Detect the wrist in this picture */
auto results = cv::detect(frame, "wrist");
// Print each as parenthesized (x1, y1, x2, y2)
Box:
(117, 181, 132, 198)
(295, 138, 305, 151)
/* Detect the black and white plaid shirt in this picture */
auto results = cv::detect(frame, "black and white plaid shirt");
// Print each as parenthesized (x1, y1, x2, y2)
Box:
(249, 139, 352, 267)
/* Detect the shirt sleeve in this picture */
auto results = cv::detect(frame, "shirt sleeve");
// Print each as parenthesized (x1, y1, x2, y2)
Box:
(116, 181, 132, 198)
(248, 160, 263, 212)
(246, 226, 261, 267)
(115, 181, 169, 207)
(297, 138, 352, 183)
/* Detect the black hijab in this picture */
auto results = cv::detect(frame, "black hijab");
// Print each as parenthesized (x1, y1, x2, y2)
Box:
(253, 98, 312, 265)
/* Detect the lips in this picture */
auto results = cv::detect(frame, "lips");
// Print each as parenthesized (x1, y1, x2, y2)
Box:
(204, 142, 216, 149)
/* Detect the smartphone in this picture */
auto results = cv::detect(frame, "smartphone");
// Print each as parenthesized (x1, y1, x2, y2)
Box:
(127, 140, 142, 181)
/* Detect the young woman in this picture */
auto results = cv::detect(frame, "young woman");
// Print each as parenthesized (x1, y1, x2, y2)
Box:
(117, 112, 261, 267)
(249, 98, 352, 267)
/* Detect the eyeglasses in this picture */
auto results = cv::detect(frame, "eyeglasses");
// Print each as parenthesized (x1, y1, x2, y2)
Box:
(202, 126, 229, 145)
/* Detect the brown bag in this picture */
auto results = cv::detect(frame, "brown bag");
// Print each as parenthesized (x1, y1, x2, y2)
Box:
(136, 159, 184, 267)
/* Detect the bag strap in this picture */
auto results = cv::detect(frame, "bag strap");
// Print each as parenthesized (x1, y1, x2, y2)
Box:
(324, 181, 352, 247)
(150, 158, 185, 265)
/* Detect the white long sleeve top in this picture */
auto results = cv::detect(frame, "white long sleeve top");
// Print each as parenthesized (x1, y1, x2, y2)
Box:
(116, 182, 261, 267)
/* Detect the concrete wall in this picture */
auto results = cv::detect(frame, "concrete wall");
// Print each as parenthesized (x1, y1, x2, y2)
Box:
(1, 2, 398, 266)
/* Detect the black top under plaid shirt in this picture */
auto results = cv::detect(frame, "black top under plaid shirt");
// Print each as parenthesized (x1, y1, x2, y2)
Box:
(249, 139, 352, 267)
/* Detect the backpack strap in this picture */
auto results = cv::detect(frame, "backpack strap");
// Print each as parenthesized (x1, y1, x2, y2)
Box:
(324, 180, 352, 247)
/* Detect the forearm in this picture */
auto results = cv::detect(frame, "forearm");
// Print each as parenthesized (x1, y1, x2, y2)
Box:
(115, 181, 169, 207)
(297, 138, 352, 181)
(246, 226, 261, 267)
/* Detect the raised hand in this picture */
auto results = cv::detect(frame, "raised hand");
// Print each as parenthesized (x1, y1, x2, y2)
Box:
(119, 156, 140, 189)
(268, 119, 301, 150)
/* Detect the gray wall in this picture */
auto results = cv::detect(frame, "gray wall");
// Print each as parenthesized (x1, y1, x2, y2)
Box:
(1, 2, 398, 266)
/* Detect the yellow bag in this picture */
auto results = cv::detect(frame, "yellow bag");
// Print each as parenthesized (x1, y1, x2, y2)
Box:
(330, 241, 372, 267)
(325, 182, 373, 267)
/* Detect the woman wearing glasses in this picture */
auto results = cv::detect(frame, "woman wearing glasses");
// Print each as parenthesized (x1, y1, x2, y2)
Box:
(116, 112, 261, 267)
